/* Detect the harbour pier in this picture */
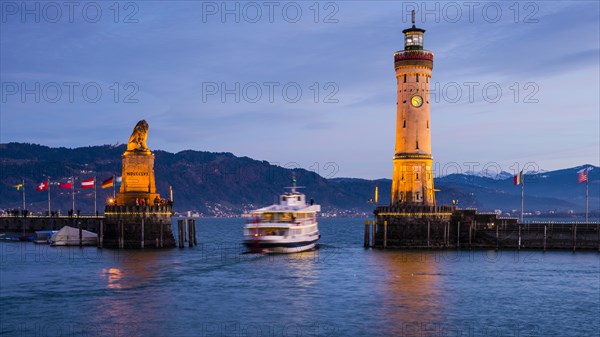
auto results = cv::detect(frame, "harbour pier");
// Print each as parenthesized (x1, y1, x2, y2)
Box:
(0, 215, 102, 234)
(369, 207, 600, 251)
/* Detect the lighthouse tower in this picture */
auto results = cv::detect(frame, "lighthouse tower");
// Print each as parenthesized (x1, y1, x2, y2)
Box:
(391, 11, 435, 206)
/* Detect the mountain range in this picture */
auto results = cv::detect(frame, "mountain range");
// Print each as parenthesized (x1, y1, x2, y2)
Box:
(0, 143, 597, 216)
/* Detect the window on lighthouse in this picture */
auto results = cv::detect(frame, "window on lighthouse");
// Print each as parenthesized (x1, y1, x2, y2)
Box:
(405, 33, 423, 48)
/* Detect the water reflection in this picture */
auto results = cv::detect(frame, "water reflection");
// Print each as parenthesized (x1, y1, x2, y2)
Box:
(375, 250, 443, 335)
(93, 251, 168, 337)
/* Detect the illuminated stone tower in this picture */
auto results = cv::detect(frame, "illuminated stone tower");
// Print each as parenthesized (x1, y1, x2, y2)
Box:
(391, 11, 435, 206)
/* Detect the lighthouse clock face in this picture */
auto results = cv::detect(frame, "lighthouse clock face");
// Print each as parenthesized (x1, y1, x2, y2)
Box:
(411, 95, 423, 108)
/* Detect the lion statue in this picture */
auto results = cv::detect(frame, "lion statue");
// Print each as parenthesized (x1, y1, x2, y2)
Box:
(127, 120, 150, 152)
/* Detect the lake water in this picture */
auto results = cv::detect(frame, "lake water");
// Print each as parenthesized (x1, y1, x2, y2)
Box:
(1, 218, 599, 337)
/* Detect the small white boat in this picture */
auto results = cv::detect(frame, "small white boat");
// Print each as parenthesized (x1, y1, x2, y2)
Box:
(243, 180, 320, 253)
(50, 226, 97, 246)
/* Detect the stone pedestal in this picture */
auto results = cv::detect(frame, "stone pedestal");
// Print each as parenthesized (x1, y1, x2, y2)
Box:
(116, 151, 160, 206)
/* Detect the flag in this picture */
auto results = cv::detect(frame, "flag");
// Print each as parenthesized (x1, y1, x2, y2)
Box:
(102, 177, 114, 189)
(59, 181, 73, 189)
(578, 168, 588, 183)
(81, 178, 95, 189)
(14, 184, 23, 190)
(115, 176, 122, 187)
(513, 170, 524, 185)
(36, 180, 49, 191)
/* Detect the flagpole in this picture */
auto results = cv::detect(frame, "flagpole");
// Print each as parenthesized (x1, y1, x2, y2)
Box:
(586, 169, 589, 224)
(22, 178, 26, 212)
(113, 174, 116, 200)
(48, 176, 51, 216)
(94, 177, 97, 216)
(521, 175, 525, 223)
(72, 176, 76, 215)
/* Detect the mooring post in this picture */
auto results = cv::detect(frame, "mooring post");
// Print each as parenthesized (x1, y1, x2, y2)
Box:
(119, 220, 124, 249)
(427, 220, 430, 249)
(188, 219, 194, 248)
(177, 220, 184, 248)
(371, 220, 376, 248)
(518, 225, 521, 250)
(597, 223, 599, 253)
(496, 223, 499, 250)
(160, 222, 164, 248)
(193, 220, 197, 245)
(186, 219, 189, 243)
(141, 217, 145, 249)
(444, 223, 446, 247)
(99, 219, 103, 248)
(543, 225, 547, 251)
(456, 221, 460, 249)
(469, 222, 472, 249)
(383, 220, 388, 249)
(78, 221, 82, 247)
(364, 220, 369, 248)
(573, 224, 577, 252)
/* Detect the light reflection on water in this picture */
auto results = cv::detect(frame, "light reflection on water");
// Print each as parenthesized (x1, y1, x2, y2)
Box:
(0, 218, 598, 337)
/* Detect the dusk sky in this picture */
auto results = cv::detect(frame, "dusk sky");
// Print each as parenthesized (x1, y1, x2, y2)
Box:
(1, 1, 598, 179)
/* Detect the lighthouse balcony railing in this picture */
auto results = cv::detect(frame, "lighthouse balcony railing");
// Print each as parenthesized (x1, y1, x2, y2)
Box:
(394, 50, 434, 62)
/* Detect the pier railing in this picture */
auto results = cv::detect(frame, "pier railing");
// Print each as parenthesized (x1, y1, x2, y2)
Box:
(375, 205, 456, 217)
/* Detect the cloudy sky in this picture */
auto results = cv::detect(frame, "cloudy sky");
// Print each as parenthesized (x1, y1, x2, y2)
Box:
(1, 1, 598, 179)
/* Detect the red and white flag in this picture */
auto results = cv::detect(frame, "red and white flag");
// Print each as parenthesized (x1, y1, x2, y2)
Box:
(513, 170, 524, 185)
(81, 178, 95, 189)
(59, 180, 73, 189)
(578, 170, 587, 183)
(577, 167, 592, 183)
(36, 180, 49, 191)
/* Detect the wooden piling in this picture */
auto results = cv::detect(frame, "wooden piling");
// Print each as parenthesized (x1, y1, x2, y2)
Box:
(184, 219, 188, 242)
(496, 223, 499, 250)
(78, 221, 82, 247)
(188, 219, 194, 248)
(518, 225, 521, 250)
(364, 220, 369, 248)
(160, 222, 164, 248)
(141, 217, 145, 249)
(443, 222, 446, 247)
(119, 220, 124, 249)
(371, 220, 376, 248)
(468, 222, 472, 249)
(456, 221, 460, 249)
(383, 221, 388, 249)
(573, 224, 577, 252)
(193, 220, 197, 245)
(543, 225, 547, 251)
(99, 219, 103, 248)
(177, 220, 184, 248)
(427, 220, 430, 249)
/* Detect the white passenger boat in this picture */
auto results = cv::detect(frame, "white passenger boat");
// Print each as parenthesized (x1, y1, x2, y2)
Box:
(243, 180, 320, 253)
